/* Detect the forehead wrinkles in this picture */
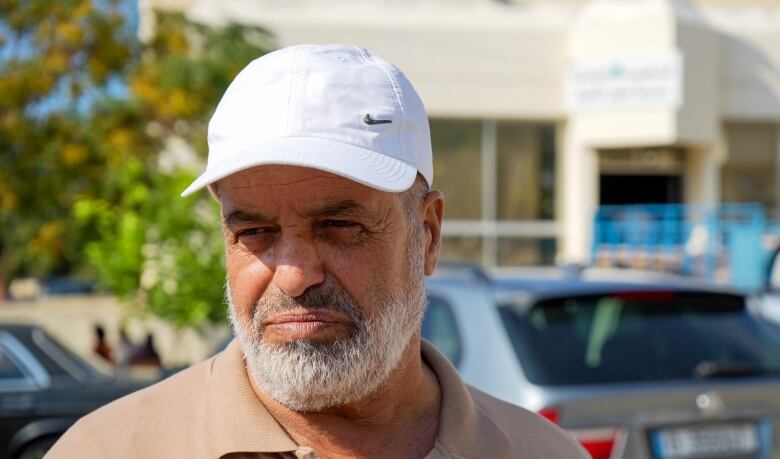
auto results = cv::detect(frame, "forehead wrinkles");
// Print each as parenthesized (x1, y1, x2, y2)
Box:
(217, 167, 397, 210)
(220, 183, 393, 219)
(217, 166, 375, 197)
(221, 199, 392, 233)
(221, 177, 352, 196)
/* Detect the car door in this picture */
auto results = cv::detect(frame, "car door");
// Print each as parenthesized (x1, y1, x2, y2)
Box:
(0, 332, 50, 451)
(423, 279, 528, 406)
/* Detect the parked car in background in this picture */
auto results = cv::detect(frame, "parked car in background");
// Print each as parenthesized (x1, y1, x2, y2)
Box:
(424, 264, 780, 459)
(0, 324, 148, 459)
(759, 246, 780, 326)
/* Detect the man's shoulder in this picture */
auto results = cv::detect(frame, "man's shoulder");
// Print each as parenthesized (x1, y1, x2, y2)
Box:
(78, 356, 213, 425)
(47, 357, 215, 458)
(466, 385, 589, 459)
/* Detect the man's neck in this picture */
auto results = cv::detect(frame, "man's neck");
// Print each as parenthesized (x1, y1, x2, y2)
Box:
(248, 337, 442, 459)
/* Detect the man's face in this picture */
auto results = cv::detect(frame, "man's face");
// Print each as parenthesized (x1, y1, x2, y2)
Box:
(217, 165, 429, 411)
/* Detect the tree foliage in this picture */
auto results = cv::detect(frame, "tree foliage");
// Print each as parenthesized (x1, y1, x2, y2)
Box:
(0, 0, 134, 280)
(73, 165, 227, 327)
(1, 0, 272, 327)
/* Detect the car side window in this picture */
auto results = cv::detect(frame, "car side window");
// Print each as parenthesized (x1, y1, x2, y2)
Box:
(422, 295, 463, 367)
(0, 332, 49, 392)
(0, 347, 25, 380)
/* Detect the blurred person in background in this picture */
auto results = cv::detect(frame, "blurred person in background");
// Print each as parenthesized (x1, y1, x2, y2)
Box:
(114, 327, 135, 379)
(129, 333, 161, 368)
(47, 44, 587, 459)
(91, 324, 113, 364)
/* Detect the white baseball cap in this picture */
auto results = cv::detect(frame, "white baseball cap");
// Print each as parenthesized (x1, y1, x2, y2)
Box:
(180, 44, 433, 197)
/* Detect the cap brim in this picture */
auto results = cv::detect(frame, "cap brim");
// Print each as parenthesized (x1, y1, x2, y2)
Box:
(180, 136, 418, 197)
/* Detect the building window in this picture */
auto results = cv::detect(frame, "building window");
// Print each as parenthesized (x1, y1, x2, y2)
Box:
(496, 123, 556, 220)
(722, 123, 778, 210)
(440, 236, 483, 265)
(431, 118, 557, 266)
(430, 119, 482, 219)
(497, 237, 557, 266)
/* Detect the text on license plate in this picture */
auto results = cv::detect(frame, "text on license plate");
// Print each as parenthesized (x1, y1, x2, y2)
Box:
(653, 423, 759, 459)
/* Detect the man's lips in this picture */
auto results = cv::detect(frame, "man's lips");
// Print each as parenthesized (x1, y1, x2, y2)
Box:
(263, 310, 349, 339)
(265, 309, 347, 325)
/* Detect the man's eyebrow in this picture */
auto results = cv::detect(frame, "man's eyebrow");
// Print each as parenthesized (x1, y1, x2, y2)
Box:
(302, 200, 379, 220)
(222, 209, 275, 228)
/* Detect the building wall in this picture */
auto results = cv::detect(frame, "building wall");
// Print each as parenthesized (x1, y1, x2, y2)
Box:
(182, 0, 574, 119)
(148, 0, 780, 265)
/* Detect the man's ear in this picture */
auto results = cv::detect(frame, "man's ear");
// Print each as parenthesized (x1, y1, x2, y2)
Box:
(208, 183, 221, 200)
(420, 190, 445, 276)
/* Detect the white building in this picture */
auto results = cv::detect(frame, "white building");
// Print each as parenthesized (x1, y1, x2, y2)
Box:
(144, 0, 780, 267)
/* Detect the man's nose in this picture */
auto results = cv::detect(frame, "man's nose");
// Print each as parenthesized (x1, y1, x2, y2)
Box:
(270, 233, 325, 297)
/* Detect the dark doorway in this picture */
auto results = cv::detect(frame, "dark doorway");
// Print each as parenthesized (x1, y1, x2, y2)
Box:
(600, 174, 682, 205)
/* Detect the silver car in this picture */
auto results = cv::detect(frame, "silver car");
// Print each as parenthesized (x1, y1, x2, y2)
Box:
(423, 264, 780, 459)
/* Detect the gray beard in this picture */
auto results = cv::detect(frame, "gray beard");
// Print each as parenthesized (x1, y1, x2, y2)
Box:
(227, 229, 427, 412)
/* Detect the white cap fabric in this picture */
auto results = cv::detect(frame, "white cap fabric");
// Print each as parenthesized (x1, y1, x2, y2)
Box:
(181, 44, 433, 197)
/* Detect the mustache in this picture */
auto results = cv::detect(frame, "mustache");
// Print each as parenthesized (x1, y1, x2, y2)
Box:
(252, 279, 365, 325)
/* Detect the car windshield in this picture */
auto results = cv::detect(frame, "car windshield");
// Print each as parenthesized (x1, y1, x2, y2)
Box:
(499, 291, 780, 386)
(30, 329, 104, 382)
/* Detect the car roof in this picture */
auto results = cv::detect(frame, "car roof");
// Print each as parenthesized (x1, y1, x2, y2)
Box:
(430, 261, 491, 284)
(491, 266, 739, 299)
(0, 323, 41, 337)
(0, 323, 103, 382)
(430, 262, 739, 297)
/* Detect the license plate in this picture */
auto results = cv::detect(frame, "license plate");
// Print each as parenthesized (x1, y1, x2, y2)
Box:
(652, 423, 759, 459)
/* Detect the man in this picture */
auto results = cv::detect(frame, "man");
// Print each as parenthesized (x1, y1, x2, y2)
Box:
(48, 44, 587, 459)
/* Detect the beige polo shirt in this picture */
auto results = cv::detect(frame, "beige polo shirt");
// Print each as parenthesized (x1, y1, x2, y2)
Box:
(47, 340, 588, 459)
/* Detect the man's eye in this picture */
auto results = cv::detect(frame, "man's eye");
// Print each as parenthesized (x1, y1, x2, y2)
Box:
(323, 219, 358, 228)
(238, 227, 274, 237)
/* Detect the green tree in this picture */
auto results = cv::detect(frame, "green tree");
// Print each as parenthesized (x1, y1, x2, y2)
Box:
(1, 1, 272, 327)
(0, 0, 133, 286)
(73, 165, 228, 327)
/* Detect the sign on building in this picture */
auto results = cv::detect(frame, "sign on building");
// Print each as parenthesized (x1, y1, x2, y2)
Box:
(566, 52, 683, 111)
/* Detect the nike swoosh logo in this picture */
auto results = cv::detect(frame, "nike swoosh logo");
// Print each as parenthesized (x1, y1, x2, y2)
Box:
(364, 114, 392, 125)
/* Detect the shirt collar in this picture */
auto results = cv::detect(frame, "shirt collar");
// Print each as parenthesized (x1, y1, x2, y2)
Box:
(208, 340, 297, 457)
(421, 340, 515, 458)
(207, 340, 514, 458)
